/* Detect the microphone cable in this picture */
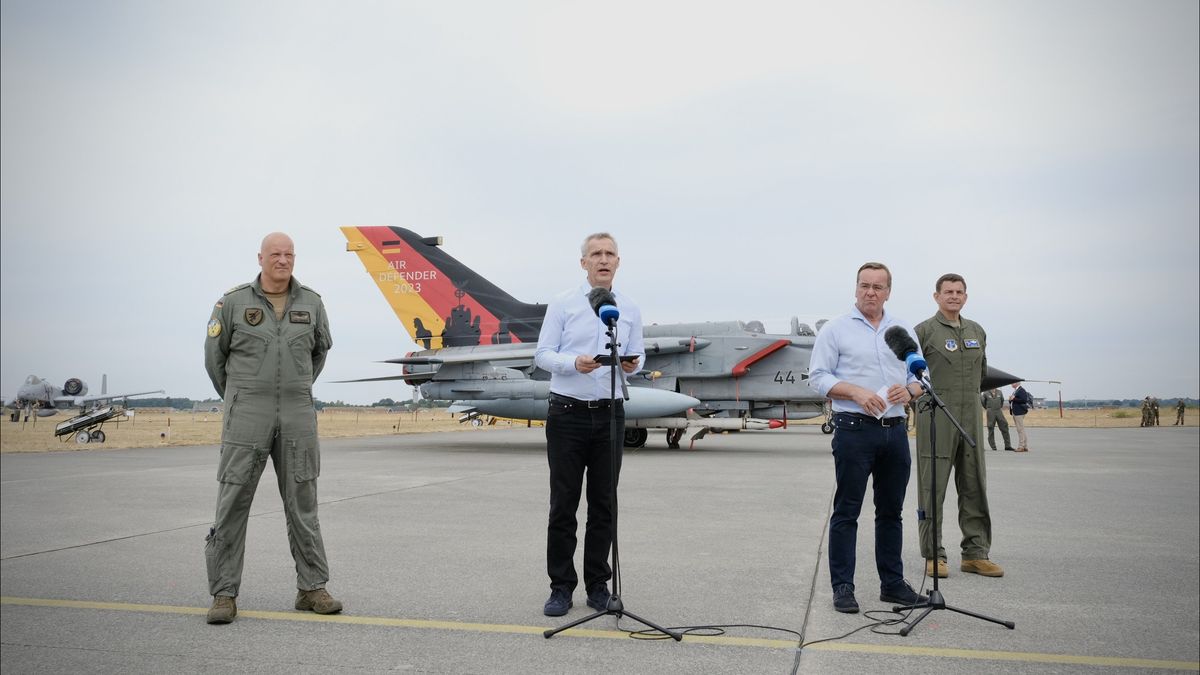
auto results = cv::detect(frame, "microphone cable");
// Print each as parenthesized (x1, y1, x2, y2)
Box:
(614, 488, 928, 674)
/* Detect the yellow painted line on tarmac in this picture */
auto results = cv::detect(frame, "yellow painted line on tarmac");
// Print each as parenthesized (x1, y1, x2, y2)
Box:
(3, 596, 1196, 671)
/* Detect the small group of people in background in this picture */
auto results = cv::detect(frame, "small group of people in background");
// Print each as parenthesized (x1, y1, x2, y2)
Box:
(979, 383, 1031, 452)
(1142, 397, 1188, 426)
(1141, 396, 1160, 426)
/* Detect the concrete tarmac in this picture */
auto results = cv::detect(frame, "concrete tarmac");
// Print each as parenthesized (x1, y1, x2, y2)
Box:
(2, 425, 1197, 674)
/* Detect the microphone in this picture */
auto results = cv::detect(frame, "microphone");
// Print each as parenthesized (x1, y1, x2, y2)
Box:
(587, 286, 619, 326)
(883, 325, 927, 379)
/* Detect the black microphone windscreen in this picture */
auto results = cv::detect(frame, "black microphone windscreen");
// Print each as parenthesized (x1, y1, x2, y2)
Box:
(883, 325, 919, 361)
(587, 287, 616, 314)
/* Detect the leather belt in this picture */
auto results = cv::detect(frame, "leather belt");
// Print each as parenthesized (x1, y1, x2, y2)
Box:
(834, 412, 906, 427)
(549, 393, 620, 409)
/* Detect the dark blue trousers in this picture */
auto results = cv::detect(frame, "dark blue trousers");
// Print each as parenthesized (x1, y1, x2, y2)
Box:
(545, 398, 623, 593)
(828, 413, 911, 592)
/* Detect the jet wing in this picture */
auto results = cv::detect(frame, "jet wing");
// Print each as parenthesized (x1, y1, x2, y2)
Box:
(337, 344, 538, 386)
(981, 367, 1022, 392)
(382, 343, 538, 366)
(57, 390, 165, 407)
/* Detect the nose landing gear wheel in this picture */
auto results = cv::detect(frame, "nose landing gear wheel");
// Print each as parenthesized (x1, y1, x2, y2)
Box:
(821, 422, 834, 434)
(623, 428, 648, 448)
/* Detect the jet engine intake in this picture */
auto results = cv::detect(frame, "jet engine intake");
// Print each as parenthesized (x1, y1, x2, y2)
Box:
(62, 378, 88, 397)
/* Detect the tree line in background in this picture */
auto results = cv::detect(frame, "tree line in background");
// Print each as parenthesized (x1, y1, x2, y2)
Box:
(1061, 398, 1195, 408)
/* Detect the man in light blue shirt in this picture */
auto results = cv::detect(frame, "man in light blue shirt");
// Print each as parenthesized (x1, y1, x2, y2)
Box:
(809, 262, 925, 614)
(533, 233, 644, 617)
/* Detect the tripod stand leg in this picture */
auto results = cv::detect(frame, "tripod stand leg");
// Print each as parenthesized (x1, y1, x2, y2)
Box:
(543, 608, 610, 639)
(620, 608, 683, 641)
(899, 605, 936, 637)
(543, 606, 683, 640)
(942, 604, 1015, 629)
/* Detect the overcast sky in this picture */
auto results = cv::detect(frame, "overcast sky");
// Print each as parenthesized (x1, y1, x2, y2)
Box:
(2, 0, 1197, 405)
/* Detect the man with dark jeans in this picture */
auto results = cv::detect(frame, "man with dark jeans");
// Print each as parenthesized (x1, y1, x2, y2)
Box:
(809, 262, 926, 614)
(534, 233, 644, 617)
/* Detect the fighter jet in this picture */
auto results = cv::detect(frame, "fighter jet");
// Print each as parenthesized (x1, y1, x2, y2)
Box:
(341, 227, 1025, 447)
(340, 226, 834, 448)
(5, 375, 163, 443)
(6, 375, 162, 417)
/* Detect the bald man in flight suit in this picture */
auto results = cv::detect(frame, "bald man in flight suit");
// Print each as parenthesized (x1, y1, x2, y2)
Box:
(203, 232, 340, 624)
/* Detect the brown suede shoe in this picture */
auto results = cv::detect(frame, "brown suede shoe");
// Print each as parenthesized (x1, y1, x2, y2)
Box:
(295, 588, 343, 614)
(961, 558, 1005, 577)
(207, 596, 237, 624)
(925, 559, 949, 578)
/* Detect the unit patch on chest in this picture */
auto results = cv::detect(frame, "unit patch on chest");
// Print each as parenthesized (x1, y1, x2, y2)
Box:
(245, 308, 263, 326)
(945, 339, 958, 352)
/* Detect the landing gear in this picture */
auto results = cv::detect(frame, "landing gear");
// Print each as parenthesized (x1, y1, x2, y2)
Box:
(666, 428, 684, 449)
(821, 400, 834, 434)
(623, 428, 648, 448)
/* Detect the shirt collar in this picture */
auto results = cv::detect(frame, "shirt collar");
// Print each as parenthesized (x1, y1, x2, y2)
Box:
(933, 311, 962, 328)
(850, 304, 891, 329)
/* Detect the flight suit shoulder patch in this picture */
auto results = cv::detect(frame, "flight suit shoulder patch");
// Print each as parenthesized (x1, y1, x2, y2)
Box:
(207, 318, 222, 338)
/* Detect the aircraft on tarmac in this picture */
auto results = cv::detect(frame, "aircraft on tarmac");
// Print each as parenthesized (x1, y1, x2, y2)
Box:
(340, 226, 1022, 448)
(339, 226, 832, 448)
(4, 375, 164, 444)
(5, 375, 163, 417)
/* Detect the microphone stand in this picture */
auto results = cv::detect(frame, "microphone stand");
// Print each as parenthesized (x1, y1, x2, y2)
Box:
(895, 375, 1014, 636)
(544, 320, 682, 641)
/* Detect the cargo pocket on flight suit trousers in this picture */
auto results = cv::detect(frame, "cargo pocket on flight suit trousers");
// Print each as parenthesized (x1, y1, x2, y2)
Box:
(207, 440, 260, 592)
(284, 435, 327, 586)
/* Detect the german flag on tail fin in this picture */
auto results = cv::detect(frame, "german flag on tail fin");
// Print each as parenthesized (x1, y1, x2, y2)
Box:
(341, 226, 547, 350)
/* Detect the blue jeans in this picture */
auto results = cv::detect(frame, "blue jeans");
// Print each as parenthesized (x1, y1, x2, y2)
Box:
(828, 413, 911, 592)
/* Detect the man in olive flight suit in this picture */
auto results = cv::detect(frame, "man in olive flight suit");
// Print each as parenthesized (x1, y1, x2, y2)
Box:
(915, 273, 1004, 579)
(203, 232, 341, 624)
(981, 389, 1015, 452)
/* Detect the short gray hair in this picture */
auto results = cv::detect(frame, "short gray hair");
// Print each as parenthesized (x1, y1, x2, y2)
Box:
(580, 232, 618, 257)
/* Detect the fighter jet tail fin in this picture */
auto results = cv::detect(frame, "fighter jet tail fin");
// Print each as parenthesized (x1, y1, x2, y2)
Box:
(341, 226, 547, 350)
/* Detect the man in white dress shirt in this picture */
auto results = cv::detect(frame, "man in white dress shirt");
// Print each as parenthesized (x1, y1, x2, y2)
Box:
(534, 233, 645, 617)
(809, 262, 926, 614)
